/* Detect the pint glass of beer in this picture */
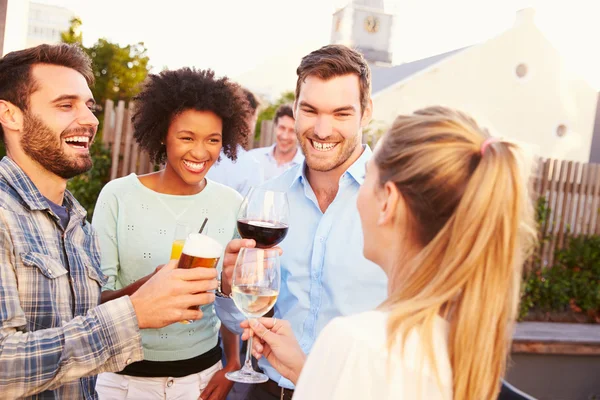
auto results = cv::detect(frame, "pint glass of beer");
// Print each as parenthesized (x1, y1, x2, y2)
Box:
(177, 233, 223, 323)
(178, 233, 222, 269)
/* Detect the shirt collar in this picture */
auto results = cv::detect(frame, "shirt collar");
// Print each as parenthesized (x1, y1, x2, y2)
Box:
(0, 156, 87, 219)
(264, 144, 277, 161)
(288, 144, 371, 189)
(345, 144, 371, 185)
(266, 144, 304, 166)
(291, 148, 305, 165)
(289, 162, 306, 189)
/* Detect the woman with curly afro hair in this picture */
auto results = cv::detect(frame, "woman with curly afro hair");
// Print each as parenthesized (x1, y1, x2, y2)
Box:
(91, 68, 252, 400)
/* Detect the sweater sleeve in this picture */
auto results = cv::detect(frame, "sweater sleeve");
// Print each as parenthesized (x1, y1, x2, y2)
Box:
(92, 183, 121, 291)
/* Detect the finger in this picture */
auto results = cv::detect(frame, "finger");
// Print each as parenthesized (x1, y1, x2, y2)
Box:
(241, 327, 253, 341)
(255, 317, 278, 330)
(252, 349, 262, 360)
(179, 308, 204, 322)
(179, 279, 218, 295)
(190, 279, 219, 293)
(258, 317, 289, 334)
(252, 340, 264, 354)
(200, 383, 215, 400)
(240, 320, 251, 329)
(186, 292, 216, 307)
(178, 267, 218, 281)
(225, 238, 256, 254)
(249, 319, 273, 343)
(156, 259, 178, 274)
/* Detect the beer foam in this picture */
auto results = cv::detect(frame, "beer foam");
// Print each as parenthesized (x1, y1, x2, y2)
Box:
(182, 233, 223, 258)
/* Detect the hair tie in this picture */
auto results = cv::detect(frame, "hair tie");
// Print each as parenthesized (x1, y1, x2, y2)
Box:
(480, 137, 500, 156)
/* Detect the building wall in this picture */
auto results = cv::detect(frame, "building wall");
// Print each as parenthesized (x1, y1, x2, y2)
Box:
(26, 2, 74, 48)
(372, 17, 598, 162)
(588, 93, 600, 163)
(1, 0, 29, 56)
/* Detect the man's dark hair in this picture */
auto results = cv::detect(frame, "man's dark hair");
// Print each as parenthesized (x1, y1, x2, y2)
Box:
(0, 43, 93, 139)
(243, 88, 260, 114)
(296, 44, 371, 113)
(132, 68, 252, 164)
(273, 104, 294, 126)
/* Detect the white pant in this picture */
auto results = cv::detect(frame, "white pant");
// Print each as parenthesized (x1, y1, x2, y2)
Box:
(95, 361, 222, 400)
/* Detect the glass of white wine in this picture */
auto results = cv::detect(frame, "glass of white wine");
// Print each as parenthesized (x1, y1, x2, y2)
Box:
(225, 247, 280, 384)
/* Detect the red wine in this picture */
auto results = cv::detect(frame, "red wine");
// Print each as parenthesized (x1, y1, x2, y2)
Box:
(237, 220, 289, 248)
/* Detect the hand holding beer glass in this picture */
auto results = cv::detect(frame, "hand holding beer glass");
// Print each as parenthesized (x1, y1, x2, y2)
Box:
(225, 247, 281, 383)
(175, 230, 222, 323)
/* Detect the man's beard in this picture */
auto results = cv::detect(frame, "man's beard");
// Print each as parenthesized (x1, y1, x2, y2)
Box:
(299, 130, 361, 173)
(22, 112, 94, 179)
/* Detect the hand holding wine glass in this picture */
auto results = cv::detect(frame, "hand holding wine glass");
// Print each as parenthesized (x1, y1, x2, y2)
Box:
(240, 317, 307, 385)
(225, 247, 281, 384)
(221, 188, 289, 296)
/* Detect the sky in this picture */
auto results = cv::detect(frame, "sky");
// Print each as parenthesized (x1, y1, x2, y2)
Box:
(32, 0, 600, 100)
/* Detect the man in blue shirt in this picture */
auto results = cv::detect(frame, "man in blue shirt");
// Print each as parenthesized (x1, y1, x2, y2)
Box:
(246, 104, 304, 183)
(215, 44, 388, 399)
(206, 88, 263, 196)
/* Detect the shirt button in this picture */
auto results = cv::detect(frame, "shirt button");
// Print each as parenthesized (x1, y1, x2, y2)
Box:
(47, 269, 53, 276)
(167, 379, 174, 387)
(125, 358, 132, 365)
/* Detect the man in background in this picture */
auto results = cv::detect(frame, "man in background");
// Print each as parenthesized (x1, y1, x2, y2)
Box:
(206, 88, 263, 195)
(247, 104, 303, 183)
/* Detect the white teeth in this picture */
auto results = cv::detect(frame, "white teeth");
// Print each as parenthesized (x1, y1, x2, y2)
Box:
(183, 160, 206, 171)
(64, 136, 90, 144)
(312, 140, 336, 151)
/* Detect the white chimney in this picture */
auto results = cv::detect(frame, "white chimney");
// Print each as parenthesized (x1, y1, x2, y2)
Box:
(515, 8, 536, 27)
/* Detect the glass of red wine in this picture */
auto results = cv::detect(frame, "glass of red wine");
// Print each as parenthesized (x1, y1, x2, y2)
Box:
(237, 188, 289, 248)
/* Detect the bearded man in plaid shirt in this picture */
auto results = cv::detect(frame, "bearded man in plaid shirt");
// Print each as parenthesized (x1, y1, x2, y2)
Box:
(0, 44, 219, 399)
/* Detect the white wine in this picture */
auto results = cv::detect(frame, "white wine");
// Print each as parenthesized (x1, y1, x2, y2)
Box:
(232, 285, 278, 318)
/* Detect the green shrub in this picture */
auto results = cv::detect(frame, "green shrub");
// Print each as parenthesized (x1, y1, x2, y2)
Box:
(67, 141, 112, 220)
(519, 197, 600, 322)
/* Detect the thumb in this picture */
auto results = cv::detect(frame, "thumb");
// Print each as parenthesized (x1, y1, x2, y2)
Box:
(161, 259, 179, 272)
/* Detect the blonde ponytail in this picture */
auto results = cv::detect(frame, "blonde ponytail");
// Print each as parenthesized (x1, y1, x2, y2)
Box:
(376, 106, 536, 399)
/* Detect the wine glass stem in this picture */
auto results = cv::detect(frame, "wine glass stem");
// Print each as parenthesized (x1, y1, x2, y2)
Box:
(242, 319, 255, 372)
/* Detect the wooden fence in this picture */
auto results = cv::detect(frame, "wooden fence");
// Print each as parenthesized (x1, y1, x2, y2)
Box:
(102, 100, 153, 180)
(532, 158, 600, 268)
(101, 100, 600, 268)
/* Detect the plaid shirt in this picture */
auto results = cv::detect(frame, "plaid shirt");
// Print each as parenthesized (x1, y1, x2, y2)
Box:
(0, 157, 143, 399)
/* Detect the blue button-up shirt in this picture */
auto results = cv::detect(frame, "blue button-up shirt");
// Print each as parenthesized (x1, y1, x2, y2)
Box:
(206, 145, 264, 196)
(247, 144, 305, 182)
(215, 145, 388, 389)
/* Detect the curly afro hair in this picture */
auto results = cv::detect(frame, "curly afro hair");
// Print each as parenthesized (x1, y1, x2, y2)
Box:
(132, 68, 252, 164)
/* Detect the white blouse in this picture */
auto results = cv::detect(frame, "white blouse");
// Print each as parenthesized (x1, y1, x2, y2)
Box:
(293, 311, 453, 400)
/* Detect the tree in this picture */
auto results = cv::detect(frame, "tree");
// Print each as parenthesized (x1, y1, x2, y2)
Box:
(87, 39, 149, 109)
(60, 16, 83, 44)
(60, 18, 151, 219)
(62, 17, 150, 115)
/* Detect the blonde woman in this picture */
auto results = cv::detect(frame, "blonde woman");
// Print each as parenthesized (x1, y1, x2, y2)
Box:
(240, 106, 537, 399)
